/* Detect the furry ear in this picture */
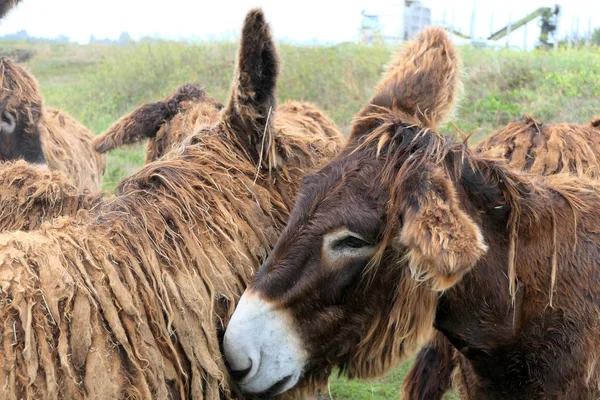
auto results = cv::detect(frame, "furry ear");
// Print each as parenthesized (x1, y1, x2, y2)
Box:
(395, 165, 487, 291)
(221, 8, 279, 168)
(591, 117, 600, 129)
(0, 0, 21, 19)
(351, 26, 460, 140)
(92, 84, 207, 154)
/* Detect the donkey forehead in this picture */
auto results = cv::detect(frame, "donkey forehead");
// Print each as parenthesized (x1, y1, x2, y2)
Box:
(286, 161, 386, 234)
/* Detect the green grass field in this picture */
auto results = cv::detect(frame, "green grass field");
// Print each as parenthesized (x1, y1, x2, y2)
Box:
(2, 39, 599, 399)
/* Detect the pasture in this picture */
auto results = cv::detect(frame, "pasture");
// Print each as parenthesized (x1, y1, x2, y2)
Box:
(2, 38, 599, 399)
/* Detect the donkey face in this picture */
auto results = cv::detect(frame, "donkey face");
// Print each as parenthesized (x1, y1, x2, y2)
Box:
(0, 59, 45, 164)
(223, 27, 487, 396)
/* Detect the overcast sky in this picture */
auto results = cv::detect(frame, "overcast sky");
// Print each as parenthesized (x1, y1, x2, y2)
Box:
(0, 0, 598, 46)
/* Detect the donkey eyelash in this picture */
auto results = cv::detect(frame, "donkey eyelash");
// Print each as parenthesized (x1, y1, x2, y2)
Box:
(333, 235, 372, 249)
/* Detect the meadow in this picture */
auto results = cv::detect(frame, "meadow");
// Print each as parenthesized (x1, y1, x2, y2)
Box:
(2, 38, 600, 399)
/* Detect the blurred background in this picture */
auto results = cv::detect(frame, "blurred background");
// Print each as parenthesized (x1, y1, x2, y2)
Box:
(1, 0, 599, 48)
(0, 1, 597, 398)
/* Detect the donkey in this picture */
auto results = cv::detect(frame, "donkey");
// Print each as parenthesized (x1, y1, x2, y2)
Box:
(223, 26, 600, 399)
(404, 114, 600, 400)
(0, 9, 342, 399)
(0, 58, 106, 191)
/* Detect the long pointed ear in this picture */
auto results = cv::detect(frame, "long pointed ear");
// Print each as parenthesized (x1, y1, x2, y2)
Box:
(221, 8, 279, 168)
(393, 165, 487, 291)
(351, 27, 460, 140)
(92, 84, 207, 153)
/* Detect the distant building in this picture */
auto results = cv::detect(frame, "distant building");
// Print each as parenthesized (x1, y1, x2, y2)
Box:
(361, 1, 431, 43)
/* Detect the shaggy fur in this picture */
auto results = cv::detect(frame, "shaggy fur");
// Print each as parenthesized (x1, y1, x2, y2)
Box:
(476, 114, 600, 177)
(0, 0, 21, 19)
(350, 26, 460, 142)
(93, 84, 224, 163)
(0, 160, 102, 231)
(41, 108, 106, 191)
(0, 58, 105, 191)
(403, 115, 600, 399)
(0, 8, 343, 400)
(236, 26, 600, 399)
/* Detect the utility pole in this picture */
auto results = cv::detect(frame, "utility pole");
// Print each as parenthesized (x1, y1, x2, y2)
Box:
(490, 5, 494, 37)
(470, 0, 476, 40)
(523, 20, 528, 50)
(586, 15, 592, 48)
(506, 12, 512, 48)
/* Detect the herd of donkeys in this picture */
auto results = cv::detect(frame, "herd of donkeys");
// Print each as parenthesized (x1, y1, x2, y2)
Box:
(2, 3, 600, 400)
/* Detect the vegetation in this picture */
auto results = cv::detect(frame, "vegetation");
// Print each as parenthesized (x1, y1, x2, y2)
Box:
(1, 38, 599, 398)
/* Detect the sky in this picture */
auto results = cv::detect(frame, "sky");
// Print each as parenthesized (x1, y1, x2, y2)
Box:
(0, 0, 598, 47)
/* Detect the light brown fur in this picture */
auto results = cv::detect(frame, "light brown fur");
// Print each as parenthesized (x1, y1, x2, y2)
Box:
(0, 160, 102, 231)
(41, 108, 106, 191)
(0, 9, 343, 400)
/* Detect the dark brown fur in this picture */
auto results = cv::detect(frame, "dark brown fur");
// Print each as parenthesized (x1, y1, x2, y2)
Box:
(240, 26, 600, 399)
(0, 0, 21, 19)
(93, 84, 224, 163)
(404, 114, 600, 399)
(0, 9, 343, 399)
(0, 58, 106, 191)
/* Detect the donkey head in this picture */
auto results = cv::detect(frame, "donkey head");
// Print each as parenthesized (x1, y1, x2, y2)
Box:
(0, 58, 45, 164)
(223, 27, 488, 396)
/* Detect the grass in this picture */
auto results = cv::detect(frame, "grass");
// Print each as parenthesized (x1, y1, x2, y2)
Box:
(1, 39, 599, 398)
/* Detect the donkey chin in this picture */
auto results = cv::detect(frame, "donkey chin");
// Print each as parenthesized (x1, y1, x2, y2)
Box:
(224, 290, 307, 396)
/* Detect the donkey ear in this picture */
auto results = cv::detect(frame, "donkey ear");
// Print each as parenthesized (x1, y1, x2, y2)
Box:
(221, 8, 278, 167)
(93, 84, 205, 154)
(396, 166, 487, 291)
(351, 27, 460, 140)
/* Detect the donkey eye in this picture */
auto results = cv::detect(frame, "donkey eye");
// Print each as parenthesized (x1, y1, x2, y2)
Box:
(334, 235, 370, 249)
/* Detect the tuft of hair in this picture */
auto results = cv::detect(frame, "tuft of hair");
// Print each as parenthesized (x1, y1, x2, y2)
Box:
(41, 108, 106, 191)
(221, 8, 280, 170)
(93, 84, 211, 156)
(0, 0, 21, 19)
(351, 26, 460, 140)
(0, 57, 43, 137)
(0, 160, 103, 231)
(475, 114, 600, 178)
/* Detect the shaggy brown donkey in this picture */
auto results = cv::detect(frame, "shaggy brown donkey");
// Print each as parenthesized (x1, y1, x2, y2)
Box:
(0, 58, 106, 191)
(0, 9, 342, 399)
(224, 26, 600, 399)
(403, 114, 600, 399)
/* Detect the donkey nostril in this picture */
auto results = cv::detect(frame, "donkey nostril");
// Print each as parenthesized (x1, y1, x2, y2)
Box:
(229, 361, 252, 381)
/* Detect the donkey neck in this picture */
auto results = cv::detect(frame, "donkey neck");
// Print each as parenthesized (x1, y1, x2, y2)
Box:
(431, 160, 586, 396)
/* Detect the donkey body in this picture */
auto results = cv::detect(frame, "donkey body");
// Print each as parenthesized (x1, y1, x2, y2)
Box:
(404, 114, 600, 399)
(224, 27, 600, 399)
(0, 9, 342, 399)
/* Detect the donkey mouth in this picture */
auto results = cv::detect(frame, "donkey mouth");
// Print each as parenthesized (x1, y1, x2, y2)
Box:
(245, 374, 294, 398)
